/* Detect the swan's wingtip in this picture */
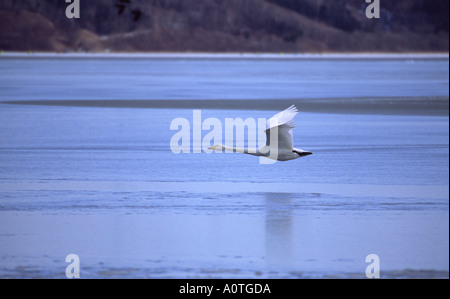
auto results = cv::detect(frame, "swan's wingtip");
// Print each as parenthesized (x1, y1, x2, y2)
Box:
(287, 105, 299, 112)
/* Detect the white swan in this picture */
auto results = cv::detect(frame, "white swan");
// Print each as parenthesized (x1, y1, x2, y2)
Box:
(209, 105, 313, 161)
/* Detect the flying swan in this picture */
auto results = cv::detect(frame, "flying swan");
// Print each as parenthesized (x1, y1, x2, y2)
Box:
(209, 105, 313, 161)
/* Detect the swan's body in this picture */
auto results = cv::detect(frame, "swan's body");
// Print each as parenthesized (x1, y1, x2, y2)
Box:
(209, 106, 312, 161)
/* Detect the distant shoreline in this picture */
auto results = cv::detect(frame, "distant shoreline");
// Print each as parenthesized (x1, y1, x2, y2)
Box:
(3, 97, 449, 116)
(0, 52, 449, 61)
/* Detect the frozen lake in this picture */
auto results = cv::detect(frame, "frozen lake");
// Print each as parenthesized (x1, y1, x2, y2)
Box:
(0, 54, 448, 278)
(0, 53, 448, 101)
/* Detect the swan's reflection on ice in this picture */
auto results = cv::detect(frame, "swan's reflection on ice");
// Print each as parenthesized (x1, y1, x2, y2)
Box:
(265, 193, 294, 267)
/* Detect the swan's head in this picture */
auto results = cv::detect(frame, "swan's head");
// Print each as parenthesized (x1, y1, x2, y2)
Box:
(208, 145, 224, 151)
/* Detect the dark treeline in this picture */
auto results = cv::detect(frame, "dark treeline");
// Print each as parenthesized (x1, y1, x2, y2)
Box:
(0, 0, 448, 52)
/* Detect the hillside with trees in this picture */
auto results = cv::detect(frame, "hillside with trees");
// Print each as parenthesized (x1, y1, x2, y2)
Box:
(0, 0, 448, 52)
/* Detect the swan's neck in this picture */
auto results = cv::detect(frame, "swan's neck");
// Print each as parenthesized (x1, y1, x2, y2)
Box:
(220, 145, 267, 157)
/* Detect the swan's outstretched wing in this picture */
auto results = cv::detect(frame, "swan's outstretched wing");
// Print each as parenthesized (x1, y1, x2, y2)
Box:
(265, 105, 298, 150)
